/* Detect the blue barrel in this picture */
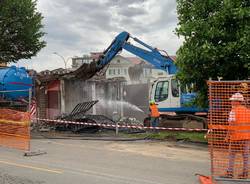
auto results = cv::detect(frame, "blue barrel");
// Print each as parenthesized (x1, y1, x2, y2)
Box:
(0, 66, 32, 100)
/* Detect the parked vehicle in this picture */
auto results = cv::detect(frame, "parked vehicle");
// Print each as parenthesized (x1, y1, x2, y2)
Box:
(0, 66, 32, 109)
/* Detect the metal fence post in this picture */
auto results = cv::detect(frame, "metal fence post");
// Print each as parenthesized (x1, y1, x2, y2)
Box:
(113, 111, 120, 136)
(116, 121, 119, 136)
(28, 88, 32, 112)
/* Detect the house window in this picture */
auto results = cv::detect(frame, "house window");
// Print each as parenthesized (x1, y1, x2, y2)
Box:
(113, 69, 116, 75)
(124, 69, 127, 75)
(154, 81, 169, 102)
(109, 69, 112, 75)
(117, 59, 120, 63)
(118, 69, 120, 74)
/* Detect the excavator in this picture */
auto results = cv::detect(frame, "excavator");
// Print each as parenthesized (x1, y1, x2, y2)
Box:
(75, 31, 207, 128)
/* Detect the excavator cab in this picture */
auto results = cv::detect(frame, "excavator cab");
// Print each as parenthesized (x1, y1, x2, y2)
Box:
(150, 75, 206, 115)
(150, 75, 181, 113)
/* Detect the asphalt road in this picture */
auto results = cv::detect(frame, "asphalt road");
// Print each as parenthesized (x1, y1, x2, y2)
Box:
(0, 139, 210, 184)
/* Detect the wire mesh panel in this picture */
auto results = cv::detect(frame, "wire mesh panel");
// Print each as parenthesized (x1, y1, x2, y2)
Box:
(0, 90, 31, 151)
(0, 109, 30, 150)
(207, 81, 250, 182)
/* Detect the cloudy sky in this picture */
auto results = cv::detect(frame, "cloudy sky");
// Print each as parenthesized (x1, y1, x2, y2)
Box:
(15, 0, 183, 71)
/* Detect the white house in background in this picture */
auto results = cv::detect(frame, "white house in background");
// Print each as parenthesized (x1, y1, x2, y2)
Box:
(106, 55, 175, 84)
(106, 55, 137, 83)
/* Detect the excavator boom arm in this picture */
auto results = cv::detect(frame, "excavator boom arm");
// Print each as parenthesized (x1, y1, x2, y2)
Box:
(97, 31, 177, 75)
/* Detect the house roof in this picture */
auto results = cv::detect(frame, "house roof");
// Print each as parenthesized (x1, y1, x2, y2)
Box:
(126, 57, 143, 65)
(170, 56, 177, 61)
(37, 64, 125, 84)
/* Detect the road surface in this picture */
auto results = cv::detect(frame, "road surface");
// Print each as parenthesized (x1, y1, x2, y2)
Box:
(0, 139, 209, 184)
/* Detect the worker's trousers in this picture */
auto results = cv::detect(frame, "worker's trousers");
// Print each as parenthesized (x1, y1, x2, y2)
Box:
(150, 117, 159, 128)
(228, 140, 250, 174)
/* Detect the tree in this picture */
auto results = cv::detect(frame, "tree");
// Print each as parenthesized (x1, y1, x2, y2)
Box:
(175, 0, 250, 107)
(0, 0, 46, 63)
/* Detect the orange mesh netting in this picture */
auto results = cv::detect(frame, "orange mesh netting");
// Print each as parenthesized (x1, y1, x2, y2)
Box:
(207, 81, 250, 182)
(0, 109, 30, 151)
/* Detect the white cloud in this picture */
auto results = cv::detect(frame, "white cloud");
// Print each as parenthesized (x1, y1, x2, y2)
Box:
(14, 0, 182, 71)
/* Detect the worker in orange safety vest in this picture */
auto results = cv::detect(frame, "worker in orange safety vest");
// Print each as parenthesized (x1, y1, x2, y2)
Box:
(225, 92, 250, 179)
(149, 100, 160, 131)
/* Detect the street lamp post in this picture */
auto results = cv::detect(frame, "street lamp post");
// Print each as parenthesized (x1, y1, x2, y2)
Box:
(53, 52, 71, 69)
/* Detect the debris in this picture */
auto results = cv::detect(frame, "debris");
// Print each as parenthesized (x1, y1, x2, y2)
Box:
(54, 101, 115, 133)
(39, 127, 50, 132)
(24, 149, 47, 157)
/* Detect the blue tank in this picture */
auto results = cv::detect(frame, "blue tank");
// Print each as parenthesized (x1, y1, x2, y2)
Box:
(0, 66, 32, 100)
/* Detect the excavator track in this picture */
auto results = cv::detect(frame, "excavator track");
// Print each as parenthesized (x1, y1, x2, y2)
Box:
(144, 114, 207, 130)
(161, 114, 207, 129)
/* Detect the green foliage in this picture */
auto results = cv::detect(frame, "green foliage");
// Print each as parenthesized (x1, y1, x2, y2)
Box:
(175, 0, 250, 107)
(0, 0, 46, 63)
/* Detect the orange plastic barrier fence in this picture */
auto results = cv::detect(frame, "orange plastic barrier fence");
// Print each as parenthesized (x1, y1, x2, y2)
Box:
(207, 81, 250, 182)
(0, 109, 30, 151)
